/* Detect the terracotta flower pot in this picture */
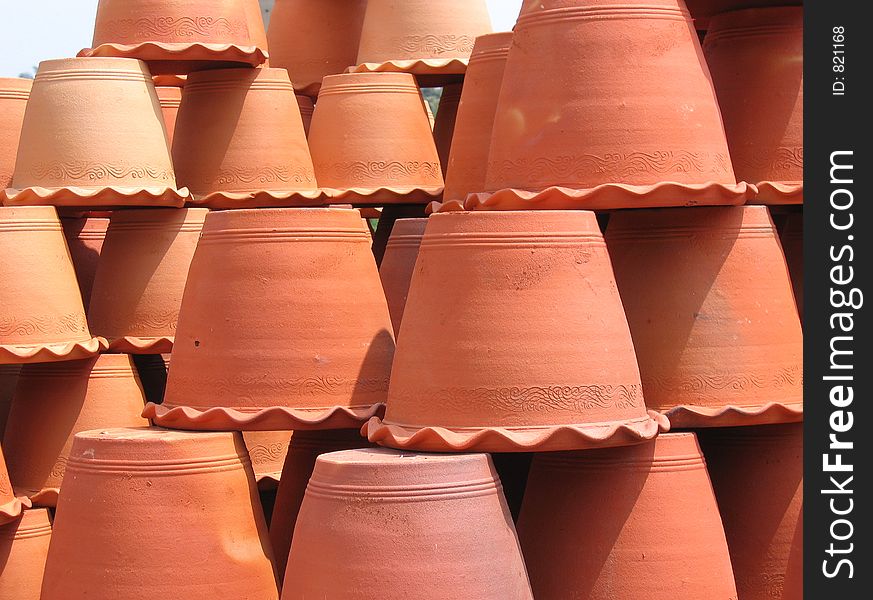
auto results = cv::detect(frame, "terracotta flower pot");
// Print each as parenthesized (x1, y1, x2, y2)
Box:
(698, 423, 803, 600)
(0, 78, 31, 189)
(145, 208, 395, 431)
(83, 0, 268, 73)
(40, 427, 279, 599)
(780, 210, 803, 321)
(0, 508, 52, 599)
(0, 446, 31, 525)
(61, 216, 110, 310)
(296, 94, 314, 136)
(364, 211, 666, 452)
(282, 448, 533, 599)
(443, 32, 513, 202)
(269, 430, 369, 582)
(3, 58, 187, 208)
(87, 208, 207, 353)
(379, 218, 428, 334)
(2, 355, 148, 506)
(172, 68, 320, 208)
(310, 73, 444, 205)
(155, 86, 181, 145)
(704, 7, 803, 204)
(0, 366, 20, 441)
(517, 432, 737, 599)
(267, 0, 368, 97)
(432, 83, 462, 173)
(473, 0, 750, 211)
(0, 207, 106, 363)
(243, 430, 293, 491)
(606, 206, 803, 427)
(354, 0, 493, 85)
(685, 0, 801, 30)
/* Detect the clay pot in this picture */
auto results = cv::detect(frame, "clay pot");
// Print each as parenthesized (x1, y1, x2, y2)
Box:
(477, 0, 748, 210)
(517, 432, 737, 599)
(780, 211, 803, 321)
(379, 218, 428, 334)
(40, 427, 279, 599)
(84, 0, 268, 73)
(0, 366, 20, 441)
(145, 208, 395, 431)
(309, 73, 443, 205)
(296, 94, 314, 136)
(698, 423, 803, 600)
(432, 83, 462, 173)
(0, 508, 52, 598)
(0, 446, 31, 525)
(354, 0, 493, 84)
(87, 209, 207, 353)
(704, 7, 802, 204)
(0, 78, 31, 189)
(443, 32, 513, 202)
(269, 430, 369, 582)
(0, 207, 106, 363)
(282, 448, 533, 599)
(132, 354, 171, 405)
(172, 68, 319, 208)
(605, 206, 803, 427)
(267, 0, 368, 97)
(155, 86, 181, 145)
(61, 216, 110, 310)
(4, 58, 187, 208)
(685, 0, 801, 30)
(2, 355, 148, 506)
(243, 431, 293, 491)
(364, 211, 666, 452)
(492, 453, 533, 523)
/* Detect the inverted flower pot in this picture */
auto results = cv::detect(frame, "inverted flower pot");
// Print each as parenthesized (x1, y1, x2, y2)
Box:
(3, 355, 148, 506)
(81, 0, 268, 73)
(0, 508, 52, 599)
(296, 94, 314, 136)
(443, 32, 513, 202)
(87, 208, 207, 354)
(145, 208, 395, 431)
(0, 207, 106, 363)
(432, 83, 462, 173)
(698, 423, 803, 600)
(0, 446, 31, 525)
(61, 216, 109, 310)
(518, 432, 737, 599)
(173, 68, 321, 208)
(379, 218, 428, 335)
(354, 0, 493, 86)
(310, 73, 444, 205)
(0, 78, 31, 189)
(0, 365, 19, 441)
(243, 430, 293, 491)
(606, 206, 803, 427)
(40, 427, 279, 600)
(364, 211, 666, 452)
(780, 211, 803, 321)
(686, 0, 801, 30)
(474, 0, 750, 210)
(3, 58, 188, 208)
(155, 85, 181, 145)
(267, 0, 368, 97)
(282, 448, 533, 599)
(705, 7, 803, 204)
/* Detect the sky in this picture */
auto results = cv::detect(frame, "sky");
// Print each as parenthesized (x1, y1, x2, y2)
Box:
(1, 0, 523, 78)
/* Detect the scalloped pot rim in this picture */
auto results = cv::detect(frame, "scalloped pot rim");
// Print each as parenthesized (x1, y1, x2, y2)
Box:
(664, 402, 803, 428)
(0, 337, 108, 364)
(351, 58, 469, 76)
(78, 42, 268, 66)
(2, 186, 189, 208)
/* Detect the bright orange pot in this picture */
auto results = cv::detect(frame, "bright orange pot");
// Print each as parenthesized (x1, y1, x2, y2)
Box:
(243, 430, 293, 491)
(685, 0, 801, 30)
(379, 218, 428, 335)
(0, 78, 31, 189)
(0, 508, 52, 599)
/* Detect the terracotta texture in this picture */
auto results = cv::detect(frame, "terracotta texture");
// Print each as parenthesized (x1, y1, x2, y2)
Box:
(517, 433, 737, 599)
(173, 68, 319, 208)
(2, 355, 149, 506)
(0, 366, 19, 441)
(0, 207, 106, 363)
(84, 0, 268, 73)
(780, 211, 803, 321)
(243, 430, 293, 490)
(606, 206, 803, 427)
(309, 73, 444, 205)
(61, 216, 110, 310)
(282, 448, 533, 599)
(267, 0, 368, 97)
(0, 508, 52, 598)
(685, 0, 801, 30)
(269, 429, 368, 581)
(155, 85, 181, 145)
(432, 83, 462, 173)
(87, 208, 207, 353)
(0, 446, 31, 525)
(0, 78, 31, 189)
(379, 218, 428, 335)
(146, 208, 395, 431)
(365, 211, 666, 452)
(296, 94, 314, 136)
(354, 0, 493, 81)
(443, 32, 513, 202)
(40, 428, 279, 599)
(477, 0, 749, 210)
(698, 423, 803, 600)
(705, 7, 803, 204)
(4, 58, 187, 208)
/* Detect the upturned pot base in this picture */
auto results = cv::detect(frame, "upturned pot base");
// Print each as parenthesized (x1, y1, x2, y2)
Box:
(2, 186, 189, 208)
(0, 337, 107, 365)
(664, 401, 803, 428)
(78, 42, 268, 72)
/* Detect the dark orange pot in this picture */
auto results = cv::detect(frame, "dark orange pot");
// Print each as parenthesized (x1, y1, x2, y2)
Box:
(379, 218, 428, 335)
(0, 508, 52, 599)
(61, 217, 110, 311)
(155, 85, 182, 145)
(0, 446, 30, 525)
(780, 210, 803, 321)
(432, 83, 462, 173)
